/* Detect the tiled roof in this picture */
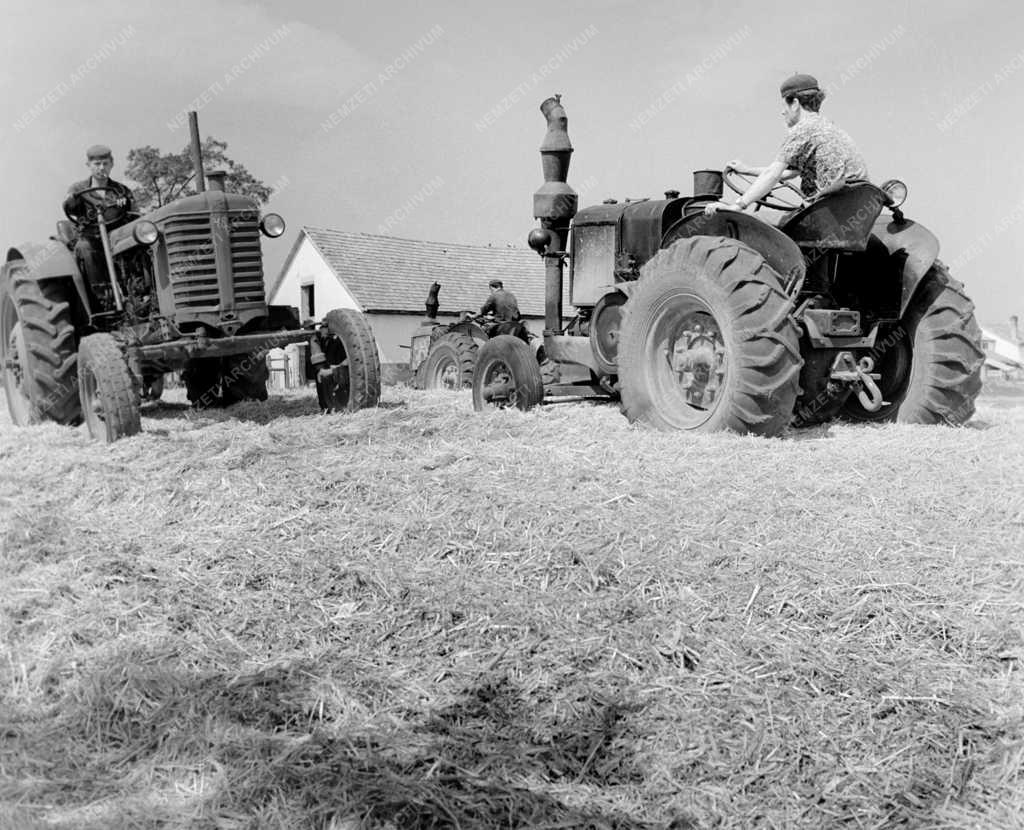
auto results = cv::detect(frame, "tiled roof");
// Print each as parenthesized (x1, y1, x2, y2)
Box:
(274, 227, 566, 317)
(983, 322, 1022, 345)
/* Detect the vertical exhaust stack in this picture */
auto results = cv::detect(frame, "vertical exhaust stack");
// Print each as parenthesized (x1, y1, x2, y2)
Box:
(531, 94, 577, 336)
(188, 111, 206, 193)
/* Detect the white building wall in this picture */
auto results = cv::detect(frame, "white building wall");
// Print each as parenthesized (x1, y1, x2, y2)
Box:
(269, 235, 361, 315)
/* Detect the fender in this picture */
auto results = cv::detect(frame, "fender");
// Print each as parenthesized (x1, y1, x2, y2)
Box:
(2, 244, 90, 317)
(663, 211, 806, 290)
(871, 215, 939, 318)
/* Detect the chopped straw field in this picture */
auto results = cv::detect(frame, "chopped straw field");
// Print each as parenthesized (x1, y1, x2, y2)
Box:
(1, 382, 1023, 829)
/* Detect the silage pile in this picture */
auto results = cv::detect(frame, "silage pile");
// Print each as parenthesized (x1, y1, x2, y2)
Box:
(1, 387, 1023, 829)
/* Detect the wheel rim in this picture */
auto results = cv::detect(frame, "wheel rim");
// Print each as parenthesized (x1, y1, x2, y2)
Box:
(3, 318, 33, 423)
(479, 357, 519, 408)
(429, 355, 460, 390)
(646, 294, 728, 428)
(79, 363, 108, 439)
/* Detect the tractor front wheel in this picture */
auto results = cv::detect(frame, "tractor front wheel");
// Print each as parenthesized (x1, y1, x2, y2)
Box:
(618, 236, 802, 435)
(420, 332, 478, 390)
(316, 309, 381, 412)
(842, 262, 983, 425)
(77, 333, 141, 442)
(472, 334, 544, 412)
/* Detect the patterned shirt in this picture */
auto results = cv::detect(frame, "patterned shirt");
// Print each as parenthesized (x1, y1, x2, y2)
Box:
(777, 113, 869, 199)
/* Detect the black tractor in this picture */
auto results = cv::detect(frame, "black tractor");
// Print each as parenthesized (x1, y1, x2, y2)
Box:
(408, 282, 558, 391)
(470, 95, 983, 434)
(1, 112, 380, 441)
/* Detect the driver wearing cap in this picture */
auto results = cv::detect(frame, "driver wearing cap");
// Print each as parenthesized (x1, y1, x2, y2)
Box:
(705, 73, 869, 216)
(63, 145, 135, 305)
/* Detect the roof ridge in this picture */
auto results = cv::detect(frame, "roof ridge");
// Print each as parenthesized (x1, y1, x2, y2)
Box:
(301, 225, 531, 252)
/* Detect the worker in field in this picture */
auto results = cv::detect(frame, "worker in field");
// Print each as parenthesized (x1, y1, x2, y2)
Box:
(63, 144, 135, 307)
(480, 279, 522, 337)
(704, 73, 869, 215)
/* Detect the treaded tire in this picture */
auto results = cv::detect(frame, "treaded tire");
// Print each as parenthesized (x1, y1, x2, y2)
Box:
(183, 357, 223, 408)
(1, 267, 81, 425)
(842, 261, 983, 425)
(618, 236, 802, 435)
(421, 332, 478, 390)
(77, 333, 141, 442)
(472, 334, 544, 412)
(222, 352, 270, 405)
(317, 308, 381, 412)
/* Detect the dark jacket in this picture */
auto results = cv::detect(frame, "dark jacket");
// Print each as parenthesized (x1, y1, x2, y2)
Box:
(63, 178, 135, 234)
(481, 288, 520, 322)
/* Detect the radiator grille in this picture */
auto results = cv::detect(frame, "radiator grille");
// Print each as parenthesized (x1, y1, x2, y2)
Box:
(163, 211, 266, 312)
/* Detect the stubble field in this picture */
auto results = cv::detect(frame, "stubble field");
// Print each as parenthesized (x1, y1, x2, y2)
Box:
(1, 383, 1023, 829)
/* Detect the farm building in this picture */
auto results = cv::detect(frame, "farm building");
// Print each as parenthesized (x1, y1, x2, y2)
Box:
(266, 228, 568, 372)
(980, 316, 1024, 379)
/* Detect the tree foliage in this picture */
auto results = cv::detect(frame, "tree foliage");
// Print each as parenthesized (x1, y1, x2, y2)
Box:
(124, 138, 273, 213)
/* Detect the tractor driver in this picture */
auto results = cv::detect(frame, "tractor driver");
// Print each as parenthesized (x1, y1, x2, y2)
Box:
(62, 144, 135, 307)
(479, 279, 521, 336)
(704, 73, 869, 216)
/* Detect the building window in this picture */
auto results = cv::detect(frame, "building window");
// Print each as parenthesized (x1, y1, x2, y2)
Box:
(301, 284, 315, 321)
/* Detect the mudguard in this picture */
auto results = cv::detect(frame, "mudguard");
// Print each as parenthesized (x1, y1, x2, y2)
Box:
(870, 216, 940, 318)
(663, 210, 806, 289)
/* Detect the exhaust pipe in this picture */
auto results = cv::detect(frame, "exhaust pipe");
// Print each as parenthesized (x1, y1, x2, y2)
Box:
(532, 94, 577, 336)
(188, 111, 206, 193)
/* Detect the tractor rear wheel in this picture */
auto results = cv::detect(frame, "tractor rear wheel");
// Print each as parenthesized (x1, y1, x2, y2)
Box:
(77, 333, 141, 442)
(183, 357, 223, 408)
(316, 309, 381, 412)
(420, 332, 478, 390)
(1, 268, 81, 425)
(842, 262, 983, 425)
(221, 352, 270, 405)
(618, 236, 802, 435)
(472, 334, 544, 411)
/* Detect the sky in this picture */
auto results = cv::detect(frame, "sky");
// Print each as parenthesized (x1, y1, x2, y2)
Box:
(2, 0, 1022, 326)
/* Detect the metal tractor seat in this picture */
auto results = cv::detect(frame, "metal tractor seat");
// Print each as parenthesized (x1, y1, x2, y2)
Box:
(777, 181, 887, 251)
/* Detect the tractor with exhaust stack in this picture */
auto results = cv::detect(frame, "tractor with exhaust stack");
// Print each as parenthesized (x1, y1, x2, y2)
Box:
(470, 94, 983, 434)
(1, 112, 380, 441)
(408, 281, 559, 390)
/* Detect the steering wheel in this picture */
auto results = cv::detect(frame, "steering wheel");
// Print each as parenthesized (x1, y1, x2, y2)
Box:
(723, 166, 806, 212)
(64, 185, 131, 226)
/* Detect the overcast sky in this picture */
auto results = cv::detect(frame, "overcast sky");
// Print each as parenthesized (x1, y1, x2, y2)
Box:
(2, 0, 1022, 325)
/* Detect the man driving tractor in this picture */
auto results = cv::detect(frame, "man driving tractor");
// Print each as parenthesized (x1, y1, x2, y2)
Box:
(479, 278, 522, 337)
(705, 73, 869, 215)
(62, 144, 135, 308)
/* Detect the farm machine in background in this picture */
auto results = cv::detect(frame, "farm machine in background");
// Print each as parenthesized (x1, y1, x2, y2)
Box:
(470, 94, 983, 434)
(408, 282, 558, 390)
(1, 112, 380, 442)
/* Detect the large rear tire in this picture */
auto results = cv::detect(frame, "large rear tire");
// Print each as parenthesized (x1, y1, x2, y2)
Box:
(221, 352, 270, 405)
(316, 309, 381, 412)
(618, 237, 802, 435)
(842, 262, 983, 425)
(471, 334, 544, 412)
(0, 268, 81, 425)
(420, 332, 478, 390)
(77, 333, 141, 442)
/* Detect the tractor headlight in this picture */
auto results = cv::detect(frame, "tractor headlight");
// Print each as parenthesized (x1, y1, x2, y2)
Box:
(133, 221, 159, 246)
(880, 179, 908, 208)
(260, 213, 286, 238)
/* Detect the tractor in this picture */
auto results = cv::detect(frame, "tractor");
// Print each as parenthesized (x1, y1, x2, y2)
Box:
(408, 282, 558, 390)
(470, 94, 983, 434)
(1, 112, 380, 442)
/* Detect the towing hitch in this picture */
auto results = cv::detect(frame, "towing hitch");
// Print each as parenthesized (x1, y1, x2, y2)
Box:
(829, 352, 887, 412)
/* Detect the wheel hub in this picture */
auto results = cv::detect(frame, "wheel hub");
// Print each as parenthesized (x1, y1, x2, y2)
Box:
(666, 317, 726, 407)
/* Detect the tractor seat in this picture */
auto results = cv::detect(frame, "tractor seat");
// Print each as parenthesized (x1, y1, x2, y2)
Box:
(777, 181, 887, 251)
(55, 220, 77, 249)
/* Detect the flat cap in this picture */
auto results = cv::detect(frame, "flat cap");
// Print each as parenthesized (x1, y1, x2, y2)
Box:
(488, 279, 503, 288)
(780, 73, 820, 98)
(85, 144, 112, 160)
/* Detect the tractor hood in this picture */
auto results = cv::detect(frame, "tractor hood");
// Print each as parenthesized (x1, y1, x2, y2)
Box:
(108, 191, 261, 256)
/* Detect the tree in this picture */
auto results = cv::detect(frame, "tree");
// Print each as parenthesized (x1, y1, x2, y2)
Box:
(124, 138, 273, 213)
